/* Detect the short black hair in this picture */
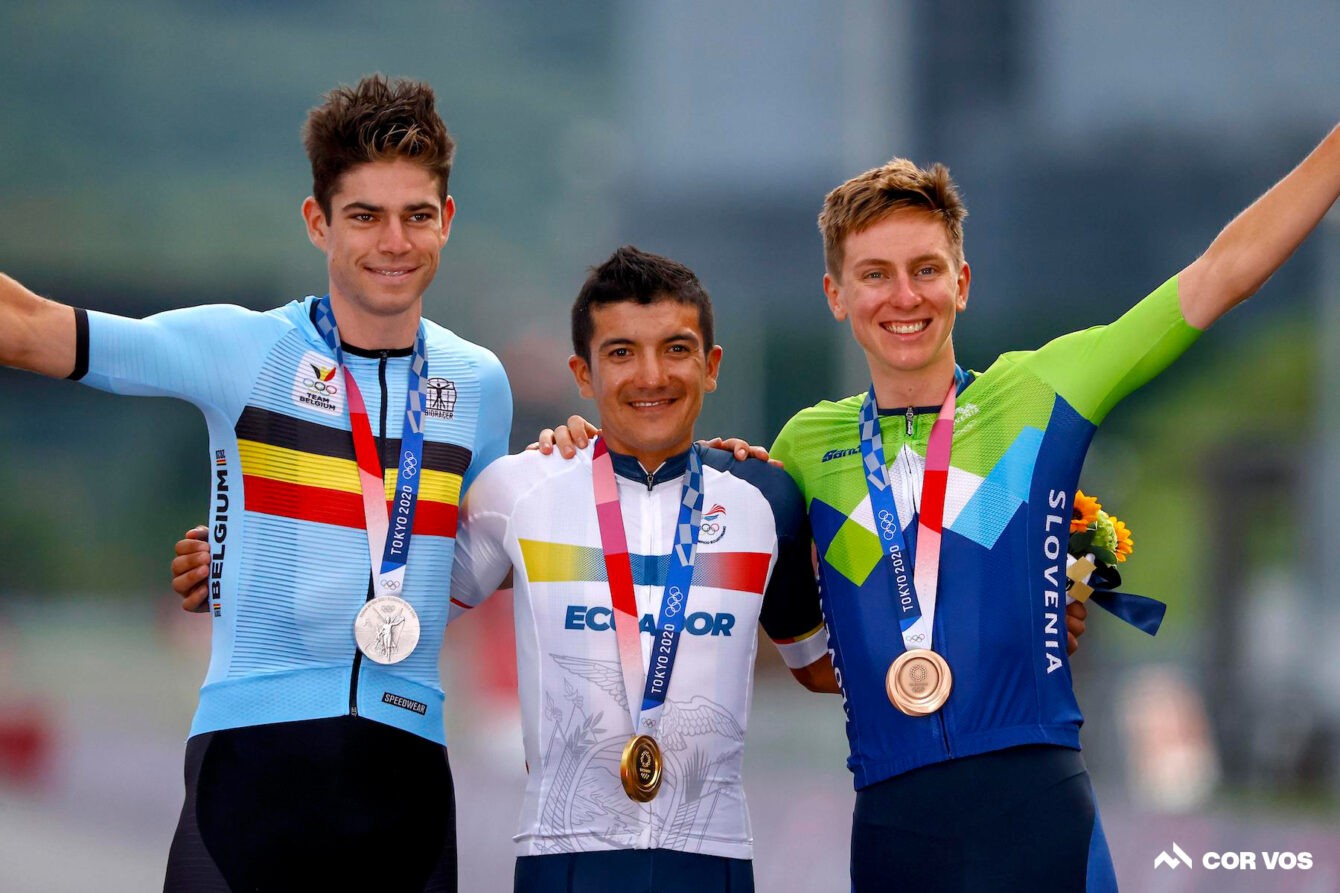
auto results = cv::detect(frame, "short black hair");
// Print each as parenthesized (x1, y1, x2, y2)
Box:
(570, 246, 715, 361)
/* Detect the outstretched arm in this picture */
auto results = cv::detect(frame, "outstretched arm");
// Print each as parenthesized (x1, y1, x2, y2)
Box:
(1179, 123, 1340, 329)
(0, 274, 79, 377)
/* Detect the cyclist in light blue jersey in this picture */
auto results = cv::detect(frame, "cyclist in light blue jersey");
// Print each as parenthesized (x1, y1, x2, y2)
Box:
(0, 75, 511, 892)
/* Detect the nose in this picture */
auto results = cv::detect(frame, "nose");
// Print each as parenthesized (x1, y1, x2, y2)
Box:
(633, 353, 669, 388)
(378, 218, 412, 255)
(889, 273, 921, 308)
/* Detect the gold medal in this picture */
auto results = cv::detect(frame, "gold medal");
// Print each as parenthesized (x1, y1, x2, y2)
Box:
(886, 649, 953, 716)
(619, 734, 663, 802)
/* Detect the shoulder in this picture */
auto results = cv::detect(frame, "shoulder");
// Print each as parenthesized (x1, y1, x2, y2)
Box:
(779, 394, 862, 433)
(700, 451, 805, 537)
(772, 394, 863, 473)
(471, 447, 590, 507)
(422, 320, 506, 375)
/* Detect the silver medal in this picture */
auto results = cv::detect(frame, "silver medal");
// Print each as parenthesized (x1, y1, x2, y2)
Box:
(354, 595, 421, 664)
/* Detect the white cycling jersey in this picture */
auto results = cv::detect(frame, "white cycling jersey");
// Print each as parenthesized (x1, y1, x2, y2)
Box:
(450, 444, 827, 859)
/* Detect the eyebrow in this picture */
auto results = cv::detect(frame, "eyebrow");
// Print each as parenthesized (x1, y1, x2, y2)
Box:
(340, 201, 440, 214)
(595, 330, 702, 352)
(851, 251, 947, 269)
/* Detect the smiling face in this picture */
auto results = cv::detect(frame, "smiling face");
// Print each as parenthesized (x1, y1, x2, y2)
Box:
(824, 209, 970, 405)
(302, 157, 455, 348)
(568, 298, 722, 471)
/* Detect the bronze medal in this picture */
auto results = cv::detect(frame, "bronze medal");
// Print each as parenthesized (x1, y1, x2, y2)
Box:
(886, 649, 953, 716)
(619, 734, 663, 802)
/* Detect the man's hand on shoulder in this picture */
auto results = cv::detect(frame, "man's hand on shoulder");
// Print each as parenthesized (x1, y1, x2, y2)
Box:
(531, 415, 600, 458)
(172, 526, 211, 613)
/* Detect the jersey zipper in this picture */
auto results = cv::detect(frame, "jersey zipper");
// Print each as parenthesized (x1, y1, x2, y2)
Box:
(349, 351, 393, 717)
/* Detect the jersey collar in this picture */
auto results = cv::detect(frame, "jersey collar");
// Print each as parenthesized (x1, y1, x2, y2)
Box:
(605, 445, 692, 487)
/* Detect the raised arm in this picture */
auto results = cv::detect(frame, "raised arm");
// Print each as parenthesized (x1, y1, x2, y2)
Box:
(0, 273, 79, 377)
(1179, 123, 1340, 330)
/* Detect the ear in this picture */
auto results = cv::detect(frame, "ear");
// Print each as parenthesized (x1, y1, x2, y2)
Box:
(302, 196, 328, 252)
(955, 261, 971, 313)
(439, 195, 456, 246)
(704, 344, 723, 393)
(823, 273, 847, 321)
(568, 354, 595, 399)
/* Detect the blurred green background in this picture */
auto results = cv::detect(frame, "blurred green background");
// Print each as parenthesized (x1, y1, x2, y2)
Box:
(2, 1, 1339, 890)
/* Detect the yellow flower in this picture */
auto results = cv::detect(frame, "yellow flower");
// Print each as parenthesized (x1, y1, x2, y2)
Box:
(1110, 515, 1134, 562)
(1072, 490, 1102, 534)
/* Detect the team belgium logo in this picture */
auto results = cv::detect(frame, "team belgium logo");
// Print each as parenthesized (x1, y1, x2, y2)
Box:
(291, 351, 344, 414)
(699, 503, 727, 544)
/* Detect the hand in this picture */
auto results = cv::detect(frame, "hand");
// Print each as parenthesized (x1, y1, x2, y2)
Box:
(697, 436, 781, 467)
(1065, 600, 1087, 655)
(531, 415, 600, 459)
(172, 525, 211, 614)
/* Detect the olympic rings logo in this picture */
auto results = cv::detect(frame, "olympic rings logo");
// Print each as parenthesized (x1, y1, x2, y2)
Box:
(380, 579, 402, 591)
(664, 587, 685, 617)
(303, 378, 340, 395)
(401, 451, 418, 477)
(700, 521, 722, 536)
(877, 509, 899, 540)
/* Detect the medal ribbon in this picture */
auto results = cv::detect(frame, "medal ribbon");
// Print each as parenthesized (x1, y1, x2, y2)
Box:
(314, 296, 428, 596)
(592, 438, 704, 736)
(858, 377, 957, 651)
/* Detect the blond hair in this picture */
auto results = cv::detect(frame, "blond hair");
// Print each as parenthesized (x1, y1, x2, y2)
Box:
(819, 158, 967, 277)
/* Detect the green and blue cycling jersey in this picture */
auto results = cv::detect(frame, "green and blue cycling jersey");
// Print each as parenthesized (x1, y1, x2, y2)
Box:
(771, 276, 1200, 789)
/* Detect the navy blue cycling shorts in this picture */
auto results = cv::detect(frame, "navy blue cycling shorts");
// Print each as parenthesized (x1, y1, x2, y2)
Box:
(514, 848, 753, 893)
(163, 715, 456, 892)
(850, 745, 1116, 892)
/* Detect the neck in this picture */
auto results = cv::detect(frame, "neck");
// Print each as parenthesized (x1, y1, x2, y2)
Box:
(870, 355, 957, 408)
(326, 292, 422, 350)
(600, 432, 692, 475)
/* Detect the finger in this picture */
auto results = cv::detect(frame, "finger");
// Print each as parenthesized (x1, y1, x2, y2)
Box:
(1067, 632, 1079, 655)
(553, 426, 577, 459)
(187, 525, 208, 541)
(175, 537, 211, 557)
(172, 553, 210, 578)
(182, 586, 210, 613)
(767, 457, 784, 468)
(173, 562, 210, 597)
(566, 415, 593, 448)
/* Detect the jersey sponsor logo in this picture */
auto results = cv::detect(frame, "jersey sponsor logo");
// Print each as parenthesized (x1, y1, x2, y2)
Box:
(954, 403, 980, 425)
(564, 605, 736, 637)
(291, 351, 344, 415)
(211, 450, 230, 617)
(821, 447, 860, 463)
(700, 503, 727, 544)
(381, 691, 428, 715)
(425, 377, 457, 420)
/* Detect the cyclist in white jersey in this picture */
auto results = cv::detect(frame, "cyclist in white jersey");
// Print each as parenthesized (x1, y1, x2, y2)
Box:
(452, 247, 833, 892)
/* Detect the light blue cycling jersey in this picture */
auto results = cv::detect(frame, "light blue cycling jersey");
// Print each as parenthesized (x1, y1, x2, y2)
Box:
(73, 297, 511, 743)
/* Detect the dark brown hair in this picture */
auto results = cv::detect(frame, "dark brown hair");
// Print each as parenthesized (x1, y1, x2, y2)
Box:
(302, 74, 456, 218)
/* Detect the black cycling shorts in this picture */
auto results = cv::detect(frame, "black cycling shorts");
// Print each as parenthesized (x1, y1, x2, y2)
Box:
(850, 745, 1115, 892)
(163, 715, 456, 892)
(514, 848, 753, 893)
